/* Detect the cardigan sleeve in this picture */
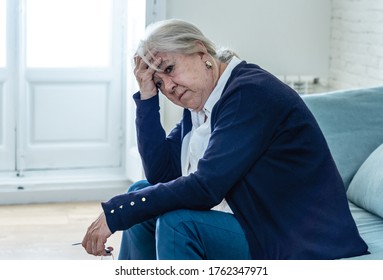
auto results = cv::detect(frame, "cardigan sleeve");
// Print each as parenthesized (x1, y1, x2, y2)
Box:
(133, 92, 183, 183)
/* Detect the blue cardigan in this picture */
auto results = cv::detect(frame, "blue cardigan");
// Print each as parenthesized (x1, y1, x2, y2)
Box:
(102, 61, 368, 259)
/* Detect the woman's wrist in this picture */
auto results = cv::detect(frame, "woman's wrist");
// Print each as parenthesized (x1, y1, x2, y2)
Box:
(140, 90, 158, 100)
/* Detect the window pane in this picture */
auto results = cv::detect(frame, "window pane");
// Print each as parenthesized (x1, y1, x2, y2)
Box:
(26, 0, 111, 68)
(0, 0, 5, 67)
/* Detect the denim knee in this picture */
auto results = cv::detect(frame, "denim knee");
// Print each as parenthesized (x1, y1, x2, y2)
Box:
(156, 209, 191, 232)
(127, 180, 151, 193)
(156, 210, 204, 260)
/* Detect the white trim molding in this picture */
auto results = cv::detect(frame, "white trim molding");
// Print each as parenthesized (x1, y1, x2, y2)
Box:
(146, 0, 167, 26)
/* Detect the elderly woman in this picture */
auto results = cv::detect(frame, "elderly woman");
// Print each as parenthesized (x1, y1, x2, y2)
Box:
(82, 19, 368, 260)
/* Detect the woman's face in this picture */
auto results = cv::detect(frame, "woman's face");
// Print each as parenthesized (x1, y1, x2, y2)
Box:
(152, 52, 216, 111)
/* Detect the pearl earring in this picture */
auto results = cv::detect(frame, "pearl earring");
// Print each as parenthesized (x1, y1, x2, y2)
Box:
(205, 61, 212, 69)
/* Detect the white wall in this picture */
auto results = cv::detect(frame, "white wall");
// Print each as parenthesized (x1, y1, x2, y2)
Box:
(329, 0, 383, 89)
(166, 0, 331, 78)
(161, 0, 332, 132)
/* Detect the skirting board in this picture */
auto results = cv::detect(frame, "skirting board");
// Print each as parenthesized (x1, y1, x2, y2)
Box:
(0, 178, 131, 205)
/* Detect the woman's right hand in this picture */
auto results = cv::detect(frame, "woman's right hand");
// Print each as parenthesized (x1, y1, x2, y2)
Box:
(134, 54, 162, 100)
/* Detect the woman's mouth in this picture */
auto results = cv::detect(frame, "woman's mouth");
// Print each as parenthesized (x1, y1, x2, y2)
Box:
(178, 90, 187, 101)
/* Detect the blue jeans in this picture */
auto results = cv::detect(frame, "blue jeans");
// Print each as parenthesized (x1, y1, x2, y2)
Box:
(118, 180, 251, 260)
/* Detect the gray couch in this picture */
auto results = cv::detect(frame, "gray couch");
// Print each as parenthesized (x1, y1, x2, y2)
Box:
(302, 86, 383, 259)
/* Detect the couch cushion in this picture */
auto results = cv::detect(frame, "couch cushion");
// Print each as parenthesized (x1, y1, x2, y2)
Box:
(302, 87, 383, 189)
(347, 202, 383, 259)
(347, 144, 383, 218)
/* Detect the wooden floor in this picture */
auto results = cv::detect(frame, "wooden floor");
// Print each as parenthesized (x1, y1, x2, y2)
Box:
(0, 202, 122, 260)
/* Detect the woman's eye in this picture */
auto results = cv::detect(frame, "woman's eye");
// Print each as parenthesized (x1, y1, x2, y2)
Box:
(164, 65, 173, 74)
(155, 81, 163, 89)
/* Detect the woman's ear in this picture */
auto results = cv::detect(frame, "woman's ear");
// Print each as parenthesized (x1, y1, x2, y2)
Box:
(195, 41, 208, 54)
(194, 41, 211, 63)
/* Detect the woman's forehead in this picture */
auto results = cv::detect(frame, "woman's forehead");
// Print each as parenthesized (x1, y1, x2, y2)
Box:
(155, 52, 178, 60)
(155, 53, 179, 68)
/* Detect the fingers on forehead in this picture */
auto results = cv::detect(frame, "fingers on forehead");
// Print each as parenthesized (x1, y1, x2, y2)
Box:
(146, 48, 158, 58)
(134, 48, 163, 73)
(134, 48, 155, 64)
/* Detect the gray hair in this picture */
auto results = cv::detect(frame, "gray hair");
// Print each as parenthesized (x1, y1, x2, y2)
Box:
(135, 19, 238, 69)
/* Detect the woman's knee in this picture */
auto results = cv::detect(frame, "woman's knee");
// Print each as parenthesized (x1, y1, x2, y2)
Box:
(127, 180, 152, 193)
(156, 209, 192, 233)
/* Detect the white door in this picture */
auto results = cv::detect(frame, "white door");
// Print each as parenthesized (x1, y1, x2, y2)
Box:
(0, 0, 153, 204)
(0, 0, 16, 172)
(2, 0, 126, 176)
(0, 68, 15, 172)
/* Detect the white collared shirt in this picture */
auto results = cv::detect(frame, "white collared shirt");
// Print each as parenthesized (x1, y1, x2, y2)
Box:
(180, 56, 242, 213)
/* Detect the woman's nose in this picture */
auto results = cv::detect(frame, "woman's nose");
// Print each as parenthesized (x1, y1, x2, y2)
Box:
(162, 76, 176, 94)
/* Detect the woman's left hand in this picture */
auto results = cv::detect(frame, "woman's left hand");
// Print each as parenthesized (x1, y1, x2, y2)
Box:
(82, 212, 113, 256)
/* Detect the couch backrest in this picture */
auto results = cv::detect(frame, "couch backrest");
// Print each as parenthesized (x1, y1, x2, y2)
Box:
(302, 86, 383, 189)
